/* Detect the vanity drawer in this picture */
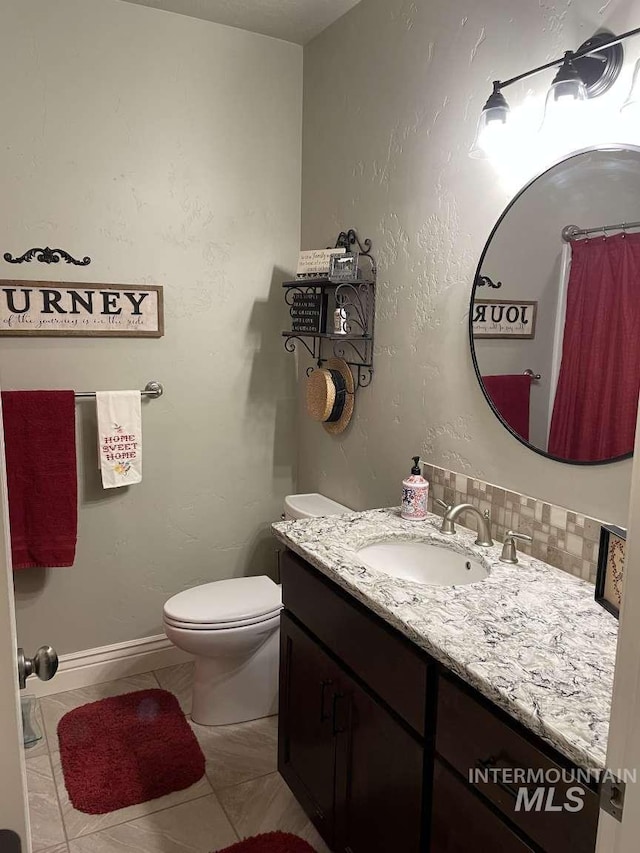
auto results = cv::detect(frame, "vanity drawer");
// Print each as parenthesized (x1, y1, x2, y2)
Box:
(280, 549, 430, 736)
(436, 676, 598, 853)
(431, 759, 536, 852)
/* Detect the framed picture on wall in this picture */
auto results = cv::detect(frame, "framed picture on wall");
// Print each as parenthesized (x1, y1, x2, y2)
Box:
(329, 251, 359, 283)
(595, 524, 626, 619)
(0, 280, 164, 337)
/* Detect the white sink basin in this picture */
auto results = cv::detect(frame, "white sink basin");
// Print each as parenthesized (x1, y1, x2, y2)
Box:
(356, 540, 489, 587)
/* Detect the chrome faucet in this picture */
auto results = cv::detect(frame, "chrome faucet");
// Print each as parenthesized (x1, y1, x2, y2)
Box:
(441, 503, 493, 547)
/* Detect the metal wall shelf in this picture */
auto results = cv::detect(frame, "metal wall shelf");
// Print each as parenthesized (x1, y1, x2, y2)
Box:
(281, 331, 372, 341)
(282, 230, 376, 390)
(282, 276, 372, 289)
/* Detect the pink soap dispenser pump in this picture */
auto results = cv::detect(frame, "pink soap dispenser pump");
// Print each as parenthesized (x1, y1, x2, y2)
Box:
(401, 456, 429, 521)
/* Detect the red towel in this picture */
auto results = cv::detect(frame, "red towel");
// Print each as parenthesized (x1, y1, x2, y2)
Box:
(482, 374, 532, 441)
(1, 391, 77, 569)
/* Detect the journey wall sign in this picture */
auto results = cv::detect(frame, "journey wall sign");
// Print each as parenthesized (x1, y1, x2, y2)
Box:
(0, 281, 164, 337)
(472, 299, 537, 340)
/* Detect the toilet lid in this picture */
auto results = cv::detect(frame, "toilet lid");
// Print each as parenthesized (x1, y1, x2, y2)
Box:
(163, 576, 282, 627)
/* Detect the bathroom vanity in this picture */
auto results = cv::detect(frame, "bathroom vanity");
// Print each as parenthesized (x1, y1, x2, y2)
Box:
(273, 509, 618, 853)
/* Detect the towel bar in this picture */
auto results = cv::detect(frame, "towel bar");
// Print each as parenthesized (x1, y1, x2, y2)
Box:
(75, 381, 163, 400)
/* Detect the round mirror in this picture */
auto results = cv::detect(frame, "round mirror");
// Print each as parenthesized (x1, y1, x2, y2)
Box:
(470, 147, 640, 465)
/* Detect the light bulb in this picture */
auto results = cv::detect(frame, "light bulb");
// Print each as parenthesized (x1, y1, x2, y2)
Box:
(470, 83, 510, 159)
(542, 53, 588, 133)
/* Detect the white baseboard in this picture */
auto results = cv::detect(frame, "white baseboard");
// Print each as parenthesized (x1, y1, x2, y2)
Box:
(27, 634, 192, 698)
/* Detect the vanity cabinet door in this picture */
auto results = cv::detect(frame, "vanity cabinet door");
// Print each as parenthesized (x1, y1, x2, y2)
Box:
(278, 612, 340, 846)
(280, 549, 430, 737)
(334, 670, 424, 853)
(431, 760, 536, 853)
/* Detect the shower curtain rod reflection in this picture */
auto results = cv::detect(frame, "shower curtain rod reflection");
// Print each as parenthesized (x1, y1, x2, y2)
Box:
(562, 220, 640, 241)
(74, 381, 163, 400)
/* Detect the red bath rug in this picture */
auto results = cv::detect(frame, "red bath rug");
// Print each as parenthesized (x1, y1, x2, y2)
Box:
(58, 688, 205, 814)
(214, 833, 316, 853)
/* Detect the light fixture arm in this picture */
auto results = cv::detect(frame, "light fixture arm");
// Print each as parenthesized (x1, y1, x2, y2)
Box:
(495, 24, 640, 92)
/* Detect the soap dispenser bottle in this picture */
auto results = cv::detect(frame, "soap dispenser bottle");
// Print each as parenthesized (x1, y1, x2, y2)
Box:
(401, 456, 429, 521)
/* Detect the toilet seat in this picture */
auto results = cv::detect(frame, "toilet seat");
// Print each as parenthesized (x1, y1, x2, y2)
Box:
(163, 576, 282, 631)
(163, 609, 281, 631)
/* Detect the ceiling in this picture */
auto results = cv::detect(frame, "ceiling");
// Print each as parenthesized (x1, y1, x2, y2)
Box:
(119, 0, 361, 44)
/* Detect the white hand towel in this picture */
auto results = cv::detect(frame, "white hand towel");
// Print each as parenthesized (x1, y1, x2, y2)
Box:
(96, 391, 142, 489)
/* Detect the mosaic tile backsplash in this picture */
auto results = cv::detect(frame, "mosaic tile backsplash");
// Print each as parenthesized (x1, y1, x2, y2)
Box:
(423, 464, 605, 584)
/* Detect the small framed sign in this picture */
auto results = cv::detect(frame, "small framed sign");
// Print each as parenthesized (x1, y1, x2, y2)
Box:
(291, 292, 327, 334)
(0, 280, 164, 337)
(296, 248, 345, 277)
(472, 299, 537, 339)
(595, 524, 626, 619)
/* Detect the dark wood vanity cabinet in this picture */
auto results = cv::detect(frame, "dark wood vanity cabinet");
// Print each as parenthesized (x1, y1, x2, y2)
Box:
(278, 549, 599, 853)
(279, 612, 424, 852)
(278, 612, 340, 843)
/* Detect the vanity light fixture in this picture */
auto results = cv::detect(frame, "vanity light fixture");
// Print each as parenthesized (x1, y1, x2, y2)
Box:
(541, 52, 588, 135)
(471, 27, 639, 158)
(469, 82, 510, 159)
(544, 53, 588, 110)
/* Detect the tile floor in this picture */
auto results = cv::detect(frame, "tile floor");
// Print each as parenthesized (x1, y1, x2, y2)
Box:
(26, 663, 331, 853)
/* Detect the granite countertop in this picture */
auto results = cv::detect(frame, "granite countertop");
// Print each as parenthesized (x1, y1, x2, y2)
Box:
(272, 508, 619, 773)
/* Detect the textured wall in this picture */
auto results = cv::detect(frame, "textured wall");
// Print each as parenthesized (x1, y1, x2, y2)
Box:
(300, 0, 637, 526)
(2, 0, 302, 654)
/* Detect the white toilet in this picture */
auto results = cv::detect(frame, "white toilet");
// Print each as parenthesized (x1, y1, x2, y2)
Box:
(163, 493, 350, 726)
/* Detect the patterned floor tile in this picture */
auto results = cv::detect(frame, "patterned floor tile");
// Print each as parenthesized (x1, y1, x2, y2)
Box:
(51, 748, 212, 841)
(154, 663, 194, 714)
(216, 772, 331, 853)
(67, 794, 237, 853)
(190, 714, 278, 790)
(26, 754, 66, 852)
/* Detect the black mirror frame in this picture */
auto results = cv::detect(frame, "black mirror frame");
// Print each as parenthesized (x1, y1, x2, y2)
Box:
(469, 145, 636, 467)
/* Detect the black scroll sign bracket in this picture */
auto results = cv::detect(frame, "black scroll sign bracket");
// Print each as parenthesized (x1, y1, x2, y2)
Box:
(3, 247, 91, 266)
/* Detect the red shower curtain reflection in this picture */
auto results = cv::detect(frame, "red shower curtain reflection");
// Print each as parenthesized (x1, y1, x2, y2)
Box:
(548, 232, 640, 461)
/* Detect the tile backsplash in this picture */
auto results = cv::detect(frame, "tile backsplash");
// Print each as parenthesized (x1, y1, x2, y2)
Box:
(423, 464, 605, 584)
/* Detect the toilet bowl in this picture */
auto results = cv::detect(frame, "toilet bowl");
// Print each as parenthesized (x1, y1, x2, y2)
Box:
(163, 493, 351, 726)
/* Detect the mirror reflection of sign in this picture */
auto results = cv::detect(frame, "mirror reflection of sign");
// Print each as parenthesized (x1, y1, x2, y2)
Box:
(473, 300, 537, 339)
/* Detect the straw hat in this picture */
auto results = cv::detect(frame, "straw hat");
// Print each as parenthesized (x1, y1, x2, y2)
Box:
(305, 358, 355, 435)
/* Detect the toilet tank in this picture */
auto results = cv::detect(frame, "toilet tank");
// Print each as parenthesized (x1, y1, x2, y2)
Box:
(283, 493, 351, 520)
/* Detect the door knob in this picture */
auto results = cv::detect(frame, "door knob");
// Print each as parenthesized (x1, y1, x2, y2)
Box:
(17, 646, 59, 690)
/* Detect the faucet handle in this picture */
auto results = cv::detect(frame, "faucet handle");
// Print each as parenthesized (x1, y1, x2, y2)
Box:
(499, 530, 533, 564)
(435, 499, 456, 534)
